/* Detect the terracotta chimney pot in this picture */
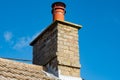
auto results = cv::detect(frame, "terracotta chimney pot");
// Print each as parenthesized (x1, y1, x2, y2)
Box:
(51, 2, 66, 21)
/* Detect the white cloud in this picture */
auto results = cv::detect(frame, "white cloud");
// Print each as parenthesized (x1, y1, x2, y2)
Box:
(3, 29, 44, 50)
(4, 31, 13, 42)
(13, 37, 31, 50)
(12, 32, 41, 50)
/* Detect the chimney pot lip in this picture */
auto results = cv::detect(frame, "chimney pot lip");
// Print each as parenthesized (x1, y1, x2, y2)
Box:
(51, 2, 66, 8)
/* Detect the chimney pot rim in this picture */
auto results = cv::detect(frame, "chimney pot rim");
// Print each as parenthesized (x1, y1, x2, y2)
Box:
(51, 2, 66, 8)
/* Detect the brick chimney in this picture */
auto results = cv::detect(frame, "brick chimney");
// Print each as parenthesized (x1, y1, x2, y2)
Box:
(30, 2, 82, 78)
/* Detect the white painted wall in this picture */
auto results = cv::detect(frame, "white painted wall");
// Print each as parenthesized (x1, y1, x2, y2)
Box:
(59, 75, 82, 80)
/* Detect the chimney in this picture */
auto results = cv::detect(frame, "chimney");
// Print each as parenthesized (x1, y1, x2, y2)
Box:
(52, 2, 66, 21)
(30, 2, 82, 79)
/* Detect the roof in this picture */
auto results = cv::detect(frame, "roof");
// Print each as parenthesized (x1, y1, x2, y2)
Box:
(0, 58, 59, 80)
(30, 20, 82, 46)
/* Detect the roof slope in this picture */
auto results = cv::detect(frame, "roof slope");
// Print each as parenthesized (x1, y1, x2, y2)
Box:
(0, 58, 58, 80)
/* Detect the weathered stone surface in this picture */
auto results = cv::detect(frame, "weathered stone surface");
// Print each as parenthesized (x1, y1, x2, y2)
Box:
(57, 22, 80, 68)
(32, 24, 58, 65)
(58, 65, 80, 77)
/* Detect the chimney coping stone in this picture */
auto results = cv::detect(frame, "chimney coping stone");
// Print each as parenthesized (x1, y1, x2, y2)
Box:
(30, 20, 82, 46)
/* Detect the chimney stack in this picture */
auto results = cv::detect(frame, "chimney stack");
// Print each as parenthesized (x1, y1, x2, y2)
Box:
(52, 2, 66, 21)
(30, 2, 82, 79)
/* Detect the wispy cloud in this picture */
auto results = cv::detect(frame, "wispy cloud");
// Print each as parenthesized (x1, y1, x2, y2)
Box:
(3, 30, 42, 50)
(4, 31, 13, 42)
(13, 37, 31, 50)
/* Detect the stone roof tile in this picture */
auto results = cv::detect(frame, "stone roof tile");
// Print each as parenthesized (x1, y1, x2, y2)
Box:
(0, 58, 59, 80)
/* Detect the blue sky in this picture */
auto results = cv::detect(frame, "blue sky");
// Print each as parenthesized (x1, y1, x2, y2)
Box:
(0, 0, 120, 80)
